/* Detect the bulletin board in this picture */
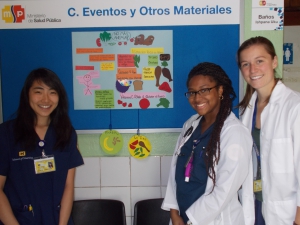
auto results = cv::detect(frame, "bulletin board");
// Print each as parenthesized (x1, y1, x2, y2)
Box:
(0, 1, 240, 130)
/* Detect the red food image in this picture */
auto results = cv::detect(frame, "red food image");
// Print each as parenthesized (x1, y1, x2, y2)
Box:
(117, 100, 123, 104)
(96, 38, 101, 47)
(130, 38, 134, 42)
(131, 140, 138, 145)
(118, 42, 122, 45)
(128, 103, 132, 107)
(139, 98, 150, 109)
(124, 42, 127, 45)
(122, 102, 127, 107)
(159, 82, 172, 93)
(129, 144, 135, 150)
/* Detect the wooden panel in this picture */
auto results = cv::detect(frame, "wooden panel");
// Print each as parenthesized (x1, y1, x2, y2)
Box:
(285, 0, 291, 7)
(290, 0, 300, 7)
(284, 11, 300, 25)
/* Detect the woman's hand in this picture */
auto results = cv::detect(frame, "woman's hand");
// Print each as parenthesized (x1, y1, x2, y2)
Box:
(0, 175, 20, 225)
(170, 209, 185, 225)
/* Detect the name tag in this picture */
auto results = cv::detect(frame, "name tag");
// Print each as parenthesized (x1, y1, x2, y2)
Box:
(253, 179, 262, 192)
(34, 156, 56, 174)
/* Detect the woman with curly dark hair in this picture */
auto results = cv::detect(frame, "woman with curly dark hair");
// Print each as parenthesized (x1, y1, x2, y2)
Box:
(0, 68, 84, 225)
(162, 62, 254, 225)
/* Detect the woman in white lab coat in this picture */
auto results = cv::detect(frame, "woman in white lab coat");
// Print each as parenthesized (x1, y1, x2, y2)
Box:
(162, 62, 254, 225)
(237, 36, 300, 225)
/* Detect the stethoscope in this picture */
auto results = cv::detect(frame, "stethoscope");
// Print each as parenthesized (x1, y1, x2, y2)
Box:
(175, 116, 201, 156)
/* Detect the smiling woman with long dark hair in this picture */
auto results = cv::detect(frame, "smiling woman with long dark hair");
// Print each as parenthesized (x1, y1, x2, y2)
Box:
(0, 68, 83, 225)
(162, 62, 254, 225)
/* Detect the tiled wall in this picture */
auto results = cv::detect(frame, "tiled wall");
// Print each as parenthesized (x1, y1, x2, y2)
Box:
(74, 156, 173, 225)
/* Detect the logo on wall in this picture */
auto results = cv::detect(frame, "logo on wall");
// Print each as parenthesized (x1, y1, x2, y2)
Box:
(2, 5, 25, 23)
(259, 1, 266, 6)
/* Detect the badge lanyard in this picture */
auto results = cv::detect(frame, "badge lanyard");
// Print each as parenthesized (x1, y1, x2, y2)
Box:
(34, 140, 56, 174)
(252, 99, 262, 192)
(184, 138, 202, 182)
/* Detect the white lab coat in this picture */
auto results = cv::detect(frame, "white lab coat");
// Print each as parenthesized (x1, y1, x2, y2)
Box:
(240, 81, 300, 225)
(162, 112, 255, 225)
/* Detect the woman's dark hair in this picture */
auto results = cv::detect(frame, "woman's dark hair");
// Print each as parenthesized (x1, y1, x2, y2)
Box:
(187, 62, 236, 191)
(14, 68, 73, 150)
(236, 36, 278, 115)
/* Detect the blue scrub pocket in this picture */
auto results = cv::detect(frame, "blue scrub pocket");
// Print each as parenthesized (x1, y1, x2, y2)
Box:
(13, 209, 34, 225)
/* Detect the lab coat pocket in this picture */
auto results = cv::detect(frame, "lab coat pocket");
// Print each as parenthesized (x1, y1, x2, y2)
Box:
(270, 138, 293, 173)
(214, 214, 223, 225)
(273, 199, 296, 223)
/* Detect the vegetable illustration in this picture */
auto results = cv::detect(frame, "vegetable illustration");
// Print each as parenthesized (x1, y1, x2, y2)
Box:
(161, 61, 168, 67)
(133, 55, 140, 68)
(159, 82, 172, 93)
(155, 66, 162, 87)
(139, 98, 150, 109)
(156, 98, 170, 108)
(100, 31, 111, 42)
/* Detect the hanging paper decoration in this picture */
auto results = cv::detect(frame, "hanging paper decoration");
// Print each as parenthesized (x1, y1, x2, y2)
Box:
(128, 135, 152, 159)
(100, 130, 123, 155)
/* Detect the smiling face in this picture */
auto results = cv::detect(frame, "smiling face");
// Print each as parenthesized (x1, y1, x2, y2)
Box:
(29, 80, 59, 123)
(239, 44, 277, 92)
(187, 75, 223, 120)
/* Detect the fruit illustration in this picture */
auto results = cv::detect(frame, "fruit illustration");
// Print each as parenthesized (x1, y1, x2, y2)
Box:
(103, 137, 113, 151)
(115, 81, 130, 93)
(122, 102, 127, 107)
(159, 82, 172, 93)
(96, 38, 101, 47)
(118, 42, 122, 45)
(130, 38, 134, 42)
(139, 98, 150, 109)
(155, 66, 162, 87)
(128, 103, 132, 107)
(124, 42, 127, 45)
(132, 140, 138, 145)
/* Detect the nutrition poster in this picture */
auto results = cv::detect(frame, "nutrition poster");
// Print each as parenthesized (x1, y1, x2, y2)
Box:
(72, 30, 173, 110)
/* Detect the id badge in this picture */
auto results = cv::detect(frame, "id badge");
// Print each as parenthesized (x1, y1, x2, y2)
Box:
(253, 179, 262, 192)
(34, 156, 56, 174)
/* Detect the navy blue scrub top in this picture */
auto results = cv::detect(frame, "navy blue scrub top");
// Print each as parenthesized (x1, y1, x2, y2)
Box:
(0, 120, 84, 225)
(175, 120, 214, 223)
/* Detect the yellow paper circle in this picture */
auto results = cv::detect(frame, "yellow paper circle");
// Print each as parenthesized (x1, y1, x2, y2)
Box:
(128, 135, 151, 159)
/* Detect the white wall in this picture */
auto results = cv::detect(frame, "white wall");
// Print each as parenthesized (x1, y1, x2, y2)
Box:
(74, 156, 172, 225)
(283, 26, 300, 92)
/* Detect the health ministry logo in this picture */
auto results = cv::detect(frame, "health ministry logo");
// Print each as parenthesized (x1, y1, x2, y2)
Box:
(2, 5, 25, 23)
(259, 1, 267, 6)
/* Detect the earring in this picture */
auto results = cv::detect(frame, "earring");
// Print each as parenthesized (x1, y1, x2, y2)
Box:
(220, 95, 224, 100)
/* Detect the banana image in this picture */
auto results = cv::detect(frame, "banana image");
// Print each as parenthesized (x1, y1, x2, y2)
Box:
(103, 137, 113, 151)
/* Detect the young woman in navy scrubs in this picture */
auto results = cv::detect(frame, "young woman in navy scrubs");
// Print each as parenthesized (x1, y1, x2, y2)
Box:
(162, 62, 254, 225)
(0, 68, 84, 225)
